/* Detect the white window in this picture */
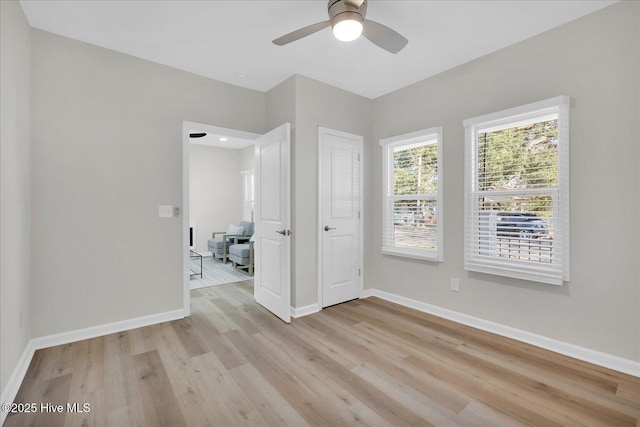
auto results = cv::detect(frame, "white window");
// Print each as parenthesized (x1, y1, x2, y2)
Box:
(241, 170, 254, 222)
(464, 96, 570, 285)
(380, 127, 443, 261)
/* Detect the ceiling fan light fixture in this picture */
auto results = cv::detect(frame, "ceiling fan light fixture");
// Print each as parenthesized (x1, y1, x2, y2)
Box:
(272, 0, 407, 54)
(332, 12, 363, 42)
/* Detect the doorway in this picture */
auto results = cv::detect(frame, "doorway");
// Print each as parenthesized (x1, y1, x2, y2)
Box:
(182, 121, 260, 314)
(182, 121, 292, 323)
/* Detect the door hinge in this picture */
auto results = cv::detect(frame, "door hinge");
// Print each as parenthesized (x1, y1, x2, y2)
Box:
(358, 268, 361, 277)
(358, 211, 361, 219)
(357, 153, 361, 161)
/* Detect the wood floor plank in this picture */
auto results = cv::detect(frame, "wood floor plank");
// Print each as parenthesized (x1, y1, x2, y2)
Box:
(256, 315, 433, 427)
(618, 380, 640, 404)
(187, 309, 249, 370)
(169, 356, 241, 427)
(5, 373, 72, 427)
(228, 363, 311, 427)
(252, 330, 393, 426)
(223, 328, 348, 426)
(367, 296, 626, 390)
(419, 337, 638, 426)
(64, 338, 105, 427)
(335, 318, 473, 414)
(102, 331, 142, 414)
(187, 352, 268, 426)
(190, 295, 237, 334)
(5, 284, 639, 426)
(291, 315, 362, 370)
(105, 400, 149, 427)
(351, 300, 466, 349)
(151, 323, 200, 398)
(170, 317, 214, 358)
(353, 297, 640, 425)
(128, 323, 162, 356)
(210, 297, 262, 336)
(457, 341, 640, 420)
(132, 350, 188, 427)
(296, 305, 473, 417)
(351, 362, 465, 426)
(403, 353, 566, 427)
(458, 401, 529, 427)
(71, 389, 106, 427)
(408, 341, 639, 427)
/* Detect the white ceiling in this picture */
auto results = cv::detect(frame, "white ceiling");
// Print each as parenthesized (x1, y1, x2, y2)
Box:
(19, 0, 615, 99)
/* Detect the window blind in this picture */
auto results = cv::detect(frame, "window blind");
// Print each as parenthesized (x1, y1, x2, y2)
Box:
(464, 96, 570, 285)
(241, 170, 254, 222)
(381, 128, 443, 261)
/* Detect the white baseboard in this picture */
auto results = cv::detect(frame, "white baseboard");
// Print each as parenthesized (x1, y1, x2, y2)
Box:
(361, 288, 376, 299)
(0, 340, 37, 426)
(364, 288, 640, 378)
(291, 303, 321, 318)
(31, 308, 186, 350)
(0, 308, 186, 425)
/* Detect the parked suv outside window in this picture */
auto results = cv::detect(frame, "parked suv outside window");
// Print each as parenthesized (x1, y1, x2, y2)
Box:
(496, 212, 547, 239)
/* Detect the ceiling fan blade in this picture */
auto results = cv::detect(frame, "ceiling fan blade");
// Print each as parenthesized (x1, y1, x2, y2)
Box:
(362, 19, 408, 54)
(272, 20, 331, 46)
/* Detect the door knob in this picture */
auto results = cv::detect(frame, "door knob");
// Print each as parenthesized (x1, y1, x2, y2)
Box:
(276, 229, 291, 236)
(324, 225, 336, 231)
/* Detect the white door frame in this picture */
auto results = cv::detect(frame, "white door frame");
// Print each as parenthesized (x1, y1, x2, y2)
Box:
(317, 127, 364, 309)
(181, 120, 260, 316)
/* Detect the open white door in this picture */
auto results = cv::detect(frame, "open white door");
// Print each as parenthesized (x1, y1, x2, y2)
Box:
(254, 123, 291, 323)
(318, 127, 363, 308)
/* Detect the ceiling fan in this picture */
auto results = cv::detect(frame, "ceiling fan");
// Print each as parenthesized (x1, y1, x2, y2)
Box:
(272, 0, 408, 54)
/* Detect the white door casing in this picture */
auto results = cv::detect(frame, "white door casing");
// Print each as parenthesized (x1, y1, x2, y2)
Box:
(318, 127, 363, 308)
(254, 123, 291, 323)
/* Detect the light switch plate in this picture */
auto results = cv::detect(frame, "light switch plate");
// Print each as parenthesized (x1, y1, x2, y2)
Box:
(159, 205, 173, 218)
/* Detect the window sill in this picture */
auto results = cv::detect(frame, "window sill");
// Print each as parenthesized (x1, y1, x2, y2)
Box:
(382, 248, 442, 263)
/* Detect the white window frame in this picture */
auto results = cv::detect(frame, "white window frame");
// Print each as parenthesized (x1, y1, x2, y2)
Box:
(463, 96, 570, 285)
(380, 127, 443, 262)
(241, 169, 254, 222)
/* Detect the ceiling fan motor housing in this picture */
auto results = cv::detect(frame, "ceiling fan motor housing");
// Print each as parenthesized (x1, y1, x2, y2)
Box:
(328, 0, 367, 29)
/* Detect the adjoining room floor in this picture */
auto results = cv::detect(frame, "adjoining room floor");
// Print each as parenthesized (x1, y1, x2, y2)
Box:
(6, 281, 640, 426)
(190, 254, 252, 289)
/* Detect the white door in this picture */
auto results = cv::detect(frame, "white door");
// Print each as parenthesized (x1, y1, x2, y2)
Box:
(318, 127, 363, 308)
(254, 123, 291, 323)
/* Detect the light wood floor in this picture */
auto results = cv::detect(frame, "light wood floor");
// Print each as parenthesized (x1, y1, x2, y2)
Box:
(6, 281, 640, 426)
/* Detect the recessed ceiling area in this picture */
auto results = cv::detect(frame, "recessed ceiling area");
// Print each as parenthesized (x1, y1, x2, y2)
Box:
(19, 0, 617, 99)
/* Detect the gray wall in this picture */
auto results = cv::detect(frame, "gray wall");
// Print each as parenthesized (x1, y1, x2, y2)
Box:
(266, 76, 297, 303)
(240, 145, 255, 172)
(265, 75, 371, 308)
(0, 0, 32, 393)
(30, 30, 265, 337)
(189, 143, 243, 252)
(292, 75, 371, 308)
(368, 1, 639, 361)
